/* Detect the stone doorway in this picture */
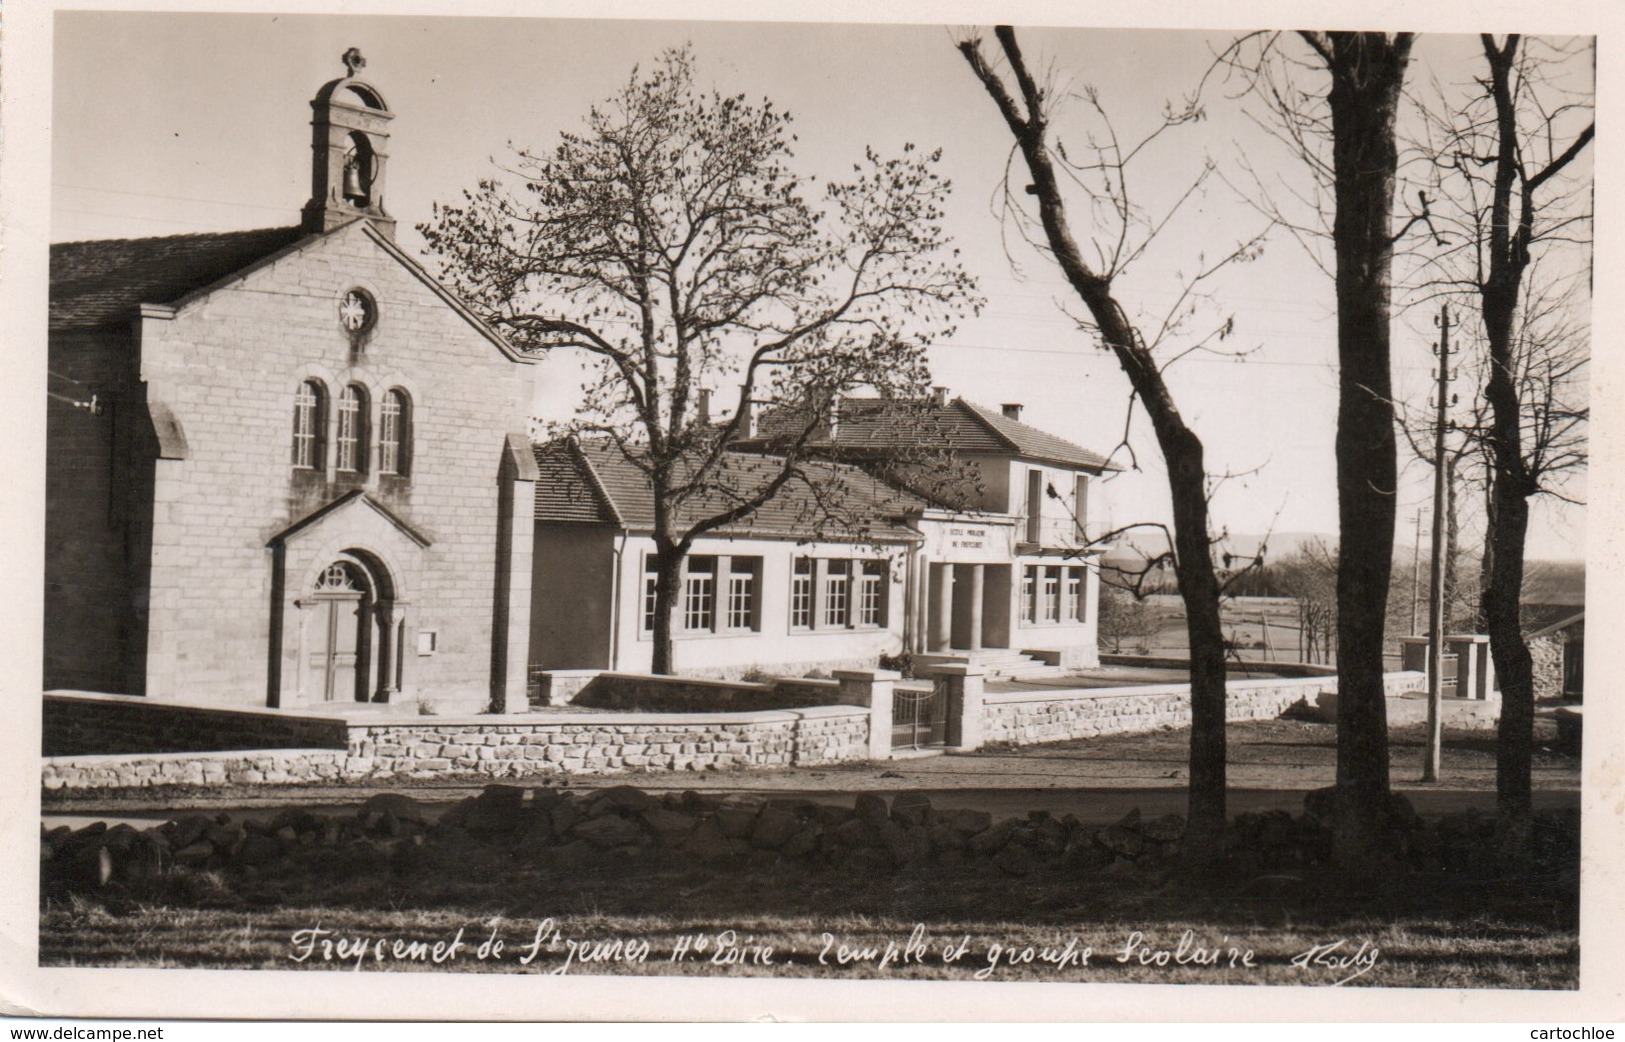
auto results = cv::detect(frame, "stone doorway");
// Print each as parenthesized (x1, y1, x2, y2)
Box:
(307, 561, 372, 702)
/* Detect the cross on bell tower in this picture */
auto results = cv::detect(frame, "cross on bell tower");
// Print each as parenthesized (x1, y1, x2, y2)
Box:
(302, 48, 396, 239)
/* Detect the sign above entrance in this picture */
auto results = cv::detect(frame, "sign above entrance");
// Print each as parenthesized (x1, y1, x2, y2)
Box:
(919, 518, 1012, 563)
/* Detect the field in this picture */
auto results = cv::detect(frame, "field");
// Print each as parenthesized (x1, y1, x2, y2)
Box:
(1118, 595, 1405, 669)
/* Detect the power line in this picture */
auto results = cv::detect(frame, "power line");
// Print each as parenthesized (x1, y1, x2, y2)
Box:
(53, 181, 299, 213)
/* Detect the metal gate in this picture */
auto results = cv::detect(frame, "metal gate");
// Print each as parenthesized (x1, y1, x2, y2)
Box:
(1441, 652, 1459, 697)
(892, 686, 946, 751)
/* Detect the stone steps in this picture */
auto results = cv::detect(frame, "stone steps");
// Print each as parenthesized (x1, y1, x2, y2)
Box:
(919, 649, 1071, 681)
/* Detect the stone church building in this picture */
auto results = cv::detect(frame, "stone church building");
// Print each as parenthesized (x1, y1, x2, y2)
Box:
(46, 55, 1117, 719)
(46, 58, 538, 716)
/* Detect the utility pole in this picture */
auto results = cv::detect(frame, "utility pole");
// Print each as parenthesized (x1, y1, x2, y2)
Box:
(1409, 508, 1424, 634)
(1423, 303, 1451, 783)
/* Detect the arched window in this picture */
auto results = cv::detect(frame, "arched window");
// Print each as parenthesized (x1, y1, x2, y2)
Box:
(379, 388, 411, 476)
(336, 384, 368, 473)
(292, 380, 326, 469)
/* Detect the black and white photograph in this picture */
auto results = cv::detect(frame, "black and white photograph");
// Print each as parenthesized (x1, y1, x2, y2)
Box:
(4, 0, 1621, 1024)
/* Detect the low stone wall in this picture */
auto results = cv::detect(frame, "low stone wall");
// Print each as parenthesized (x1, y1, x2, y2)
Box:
(42, 749, 349, 790)
(981, 672, 1426, 746)
(347, 705, 870, 778)
(41, 706, 872, 789)
(568, 673, 839, 713)
(43, 691, 351, 756)
(1312, 689, 1500, 730)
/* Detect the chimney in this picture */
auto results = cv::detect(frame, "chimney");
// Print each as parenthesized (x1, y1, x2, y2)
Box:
(739, 397, 757, 438)
(932, 386, 951, 407)
(1002, 403, 1023, 421)
(827, 396, 841, 440)
(696, 388, 711, 426)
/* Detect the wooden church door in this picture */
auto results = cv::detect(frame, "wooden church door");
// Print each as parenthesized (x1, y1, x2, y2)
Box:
(308, 561, 371, 702)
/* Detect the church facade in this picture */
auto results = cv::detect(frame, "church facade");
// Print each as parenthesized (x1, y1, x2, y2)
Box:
(46, 58, 538, 715)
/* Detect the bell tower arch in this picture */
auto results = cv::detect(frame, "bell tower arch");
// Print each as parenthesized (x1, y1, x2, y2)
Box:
(302, 47, 396, 239)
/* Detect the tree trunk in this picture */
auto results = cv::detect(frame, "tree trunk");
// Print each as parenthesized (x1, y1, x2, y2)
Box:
(958, 28, 1229, 862)
(1322, 32, 1413, 859)
(649, 542, 684, 676)
(1444, 456, 1460, 629)
(1487, 483, 1534, 837)
(1479, 34, 1538, 845)
(1168, 435, 1228, 853)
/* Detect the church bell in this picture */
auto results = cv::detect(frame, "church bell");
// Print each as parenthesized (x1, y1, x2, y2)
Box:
(343, 154, 367, 203)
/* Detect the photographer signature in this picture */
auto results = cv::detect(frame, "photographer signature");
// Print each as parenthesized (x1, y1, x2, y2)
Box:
(1290, 938, 1380, 986)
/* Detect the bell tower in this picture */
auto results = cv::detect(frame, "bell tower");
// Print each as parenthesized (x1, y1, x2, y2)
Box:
(302, 48, 396, 239)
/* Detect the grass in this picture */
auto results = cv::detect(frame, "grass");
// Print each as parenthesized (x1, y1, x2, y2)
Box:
(40, 834, 1579, 986)
(39, 719, 1582, 987)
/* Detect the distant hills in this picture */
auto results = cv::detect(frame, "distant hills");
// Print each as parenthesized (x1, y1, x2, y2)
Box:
(1099, 528, 1584, 606)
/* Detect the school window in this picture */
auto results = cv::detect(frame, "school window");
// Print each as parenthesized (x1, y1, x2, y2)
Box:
(726, 559, 759, 631)
(824, 559, 851, 628)
(1021, 566, 1035, 623)
(857, 560, 887, 628)
(683, 557, 716, 631)
(291, 379, 326, 469)
(379, 388, 410, 476)
(642, 562, 659, 633)
(336, 384, 368, 473)
(1066, 567, 1084, 621)
(790, 557, 813, 629)
(1042, 566, 1061, 622)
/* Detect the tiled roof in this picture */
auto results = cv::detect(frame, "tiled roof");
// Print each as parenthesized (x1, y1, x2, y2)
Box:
(533, 439, 927, 540)
(743, 396, 1115, 472)
(50, 227, 307, 331)
(956, 399, 1116, 471)
(533, 442, 620, 524)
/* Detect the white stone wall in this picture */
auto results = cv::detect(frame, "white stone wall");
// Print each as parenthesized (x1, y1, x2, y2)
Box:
(980, 674, 1427, 745)
(348, 705, 870, 777)
(43, 749, 348, 789)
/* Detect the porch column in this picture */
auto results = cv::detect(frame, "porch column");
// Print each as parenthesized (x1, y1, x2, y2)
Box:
(373, 599, 399, 702)
(930, 563, 954, 652)
(966, 564, 985, 651)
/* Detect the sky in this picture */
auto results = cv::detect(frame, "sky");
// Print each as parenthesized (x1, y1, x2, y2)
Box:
(45, 10, 1592, 561)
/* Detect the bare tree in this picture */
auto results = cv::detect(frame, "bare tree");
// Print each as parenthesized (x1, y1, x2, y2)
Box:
(957, 27, 1269, 859)
(1226, 31, 1417, 857)
(1408, 35, 1592, 840)
(1097, 585, 1159, 654)
(421, 48, 978, 672)
(1274, 542, 1338, 665)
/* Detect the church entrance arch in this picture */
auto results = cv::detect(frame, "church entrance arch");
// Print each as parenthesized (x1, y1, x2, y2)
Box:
(303, 552, 401, 703)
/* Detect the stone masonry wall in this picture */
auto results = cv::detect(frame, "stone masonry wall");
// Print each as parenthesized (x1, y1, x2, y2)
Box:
(43, 749, 348, 790)
(44, 692, 350, 756)
(348, 705, 869, 778)
(980, 674, 1426, 746)
(1529, 635, 1563, 699)
(41, 707, 871, 789)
